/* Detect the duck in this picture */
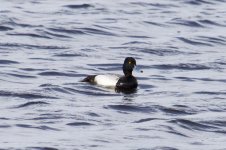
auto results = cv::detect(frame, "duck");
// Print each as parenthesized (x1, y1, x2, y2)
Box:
(82, 57, 138, 92)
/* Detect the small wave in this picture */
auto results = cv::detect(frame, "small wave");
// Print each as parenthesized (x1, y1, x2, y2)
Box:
(158, 106, 196, 115)
(144, 21, 167, 27)
(66, 122, 94, 126)
(86, 112, 100, 117)
(80, 27, 116, 36)
(0, 25, 13, 31)
(43, 31, 71, 38)
(38, 71, 81, 77)
(7, 73, 36, 78)
(0, 59, 19, 64)
(20, 68, 46, 72)
(65, 87, 118, 96)
(122, 41, 149, 45)
(5, 20, 43, 28)
(0, 117, 10, 120)
(7, 33, 51, 39)
(40, 84, 73, 94)
(196, 78, 226, 83)
(151, 63, 211, 70)
(184, 0, 215, 5)
(133, 118, 159, 123)
(64, 4, 93, 9)
(169, 119, 218, 131)
(135, 47, 187, 56)
(151, 146, 179, 150)
(174, 77, 195, 82)
(0, 90, 57, 99)
(27, 147, 58, 150)
(48, 28, 85, 35)
(139, 84, 155, 89)
(127, 35, 151, 39)
(175, 77, 226, 82)
(199, 19, 226, 27)
(194, 91, 226, 95)
(0, 125, 11, 128)
(104, 104, 156, 113)
(177, 37, 213, 46)
(169, 19, 204, 28)
(0, 43, 68, 49)
(201, 120, 226, 128)
(196, 36, 226, 45)
(53, 53, 87, 57)
(31, 113, 64, 120)
(164, 125, 189, 137)
(15, 101, 49, 108)
(16, 124, 60, 131)
(130, 2, 177, 8)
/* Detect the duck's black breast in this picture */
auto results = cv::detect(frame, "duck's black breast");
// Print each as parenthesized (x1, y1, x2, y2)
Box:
(116, 76, 138, 92)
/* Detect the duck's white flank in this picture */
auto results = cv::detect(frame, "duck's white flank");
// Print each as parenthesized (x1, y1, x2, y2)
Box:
(94, 74, 120, 87)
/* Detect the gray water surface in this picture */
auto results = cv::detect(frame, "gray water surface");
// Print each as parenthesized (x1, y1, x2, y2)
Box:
(1, 0, 226, 149)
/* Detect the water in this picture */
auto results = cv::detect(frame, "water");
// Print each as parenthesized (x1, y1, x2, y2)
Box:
(1, 0, 226, 149)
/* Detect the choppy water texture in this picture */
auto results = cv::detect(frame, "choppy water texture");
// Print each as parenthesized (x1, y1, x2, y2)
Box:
(1, 0, 226, 149)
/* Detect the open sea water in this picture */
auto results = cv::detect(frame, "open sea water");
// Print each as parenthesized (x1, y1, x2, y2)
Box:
(1, 0, 226, 149)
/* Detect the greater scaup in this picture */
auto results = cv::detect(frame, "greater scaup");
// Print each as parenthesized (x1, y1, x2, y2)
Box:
(82, 57, 138, 92)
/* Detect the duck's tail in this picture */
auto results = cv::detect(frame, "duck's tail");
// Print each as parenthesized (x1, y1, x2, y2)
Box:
(81, 75, 96, 83)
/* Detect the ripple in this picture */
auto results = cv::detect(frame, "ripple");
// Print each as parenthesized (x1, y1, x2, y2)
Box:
(144, 21, 167, 27)
(174, 77, 195, 82)
(15, 101, 49, 108)
(38, 71, 81, 77)
(134, 47, 188, 56)
(43, 31, 71, 38)
(0, 25, 13, 31)
(0, 90, 57, 99)
(0, 43, 68, 49)
(177, 37, 213, 46)
(27, 147, 58, 150)
(7, 73, 36, 78)
(194, 91, 226, 95)
(80, 27, 116, 36)
(158, 106, 196, 115)
(5, 20, 43, 28)
(169, 19, 204, 28)
(151, 63, 211, 70)
(104, 104, 156, 113)
(184, 0, 215, 5)
(150, 146, 179, 150)
(20, 68, 46, 72)
(0, 59, 19, 64)
(64, 4, 93, 9)
(133, 118, 159, 123)
(47, 27, 85, 35)
(169, 119, 218, 131)
(40, 84, 74, 94)
(53, 53, 87, 57)
(66, 122, 94, 126)
(7, 33, 51, 39)
(31, 114, 64, 120)
(65, 87, 118, 96)
(130, 2, 178, 8)
(16, 124, 60, 131)
(196, 36, 226, 45)
(199, 19, 226, 27)
(201, 120, 226, 128)
(0, 125, 11, 128)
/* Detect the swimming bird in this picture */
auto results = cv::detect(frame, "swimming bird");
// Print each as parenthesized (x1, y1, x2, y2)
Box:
(82, 57, 138, 92)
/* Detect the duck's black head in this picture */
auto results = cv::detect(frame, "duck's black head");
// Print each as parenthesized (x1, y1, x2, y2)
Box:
(123, 57, 136, 76)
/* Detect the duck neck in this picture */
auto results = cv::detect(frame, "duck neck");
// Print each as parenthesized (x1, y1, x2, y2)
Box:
(124, 71, 132, 77)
